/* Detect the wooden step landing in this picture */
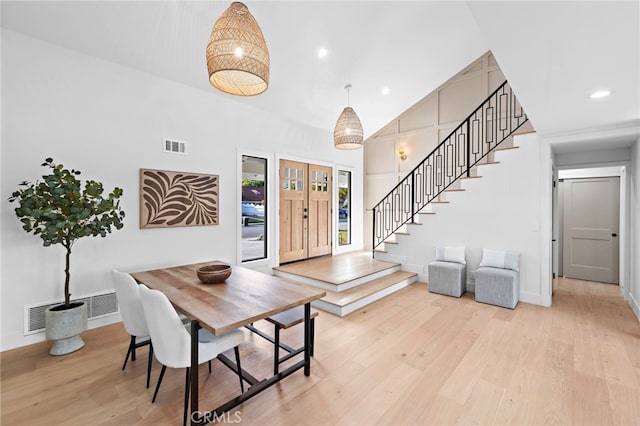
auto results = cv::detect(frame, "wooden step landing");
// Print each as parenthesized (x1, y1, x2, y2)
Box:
(273, 251, 400, 292)
(273, 251, 417, 317)
(309, 271, 418, 317)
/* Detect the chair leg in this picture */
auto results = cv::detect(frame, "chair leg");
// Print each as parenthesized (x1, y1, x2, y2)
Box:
(273, 325, 280, 375)
(146, 343, 154, 389)
(183, 367, 191, 426)
(152, 365, 167, 403)
(234, 346, 244, 393)
(122, 336, 135, 370)
(208, 360, 212, 374)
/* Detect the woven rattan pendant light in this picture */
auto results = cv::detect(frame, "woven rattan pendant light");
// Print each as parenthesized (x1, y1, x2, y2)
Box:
(206, 2, 269, 96)
(333, 84, 364, 149)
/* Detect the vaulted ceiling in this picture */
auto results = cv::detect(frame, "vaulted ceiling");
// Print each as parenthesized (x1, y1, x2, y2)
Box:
(2, 1, 638, 144)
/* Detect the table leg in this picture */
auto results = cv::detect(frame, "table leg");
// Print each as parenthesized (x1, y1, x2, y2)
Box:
(190, 320, 199, 425)
(273, 324, 280, 375)
(304, 303, 310, 376)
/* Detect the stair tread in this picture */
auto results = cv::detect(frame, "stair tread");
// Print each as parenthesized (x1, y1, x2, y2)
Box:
(444, 188, 466, 192)
(477, 161, 500, 166)
(384, 240, 398, 245)
(318, 271, 417, 307)
(461, 175, 482, 180)
(394, 231, 410, 235)
(406, 222, 422, 225)
(419, 212, 436, 215)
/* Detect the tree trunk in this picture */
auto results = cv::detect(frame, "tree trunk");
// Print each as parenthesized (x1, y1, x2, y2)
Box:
(64, 244, 71, 307)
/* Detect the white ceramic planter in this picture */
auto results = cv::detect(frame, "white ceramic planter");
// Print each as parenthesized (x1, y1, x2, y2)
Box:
(45, 301, 88, 356)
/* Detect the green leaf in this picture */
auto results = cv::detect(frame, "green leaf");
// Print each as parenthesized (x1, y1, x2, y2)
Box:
(10, 158, 126, 303)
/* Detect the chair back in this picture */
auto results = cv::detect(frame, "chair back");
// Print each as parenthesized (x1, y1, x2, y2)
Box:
(111, 270, 149, 337)
(139, 284, 191, 368)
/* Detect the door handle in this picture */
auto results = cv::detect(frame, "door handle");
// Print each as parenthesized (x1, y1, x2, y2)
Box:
(612, 233, 618, 237)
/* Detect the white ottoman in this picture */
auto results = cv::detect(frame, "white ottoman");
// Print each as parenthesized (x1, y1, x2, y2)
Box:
(475, 266, 519, 309)
(428, 261, 466, 297)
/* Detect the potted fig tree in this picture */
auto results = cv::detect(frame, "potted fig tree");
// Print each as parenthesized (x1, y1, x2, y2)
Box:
(9, 158, 125, 355)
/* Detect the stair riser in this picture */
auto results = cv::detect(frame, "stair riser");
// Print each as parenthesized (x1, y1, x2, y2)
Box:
(312, 276, 418, 317)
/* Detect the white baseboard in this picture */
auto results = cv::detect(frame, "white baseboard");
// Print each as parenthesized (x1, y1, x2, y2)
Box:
(519, 291, 543, 306)
(629, 292, 640, 323)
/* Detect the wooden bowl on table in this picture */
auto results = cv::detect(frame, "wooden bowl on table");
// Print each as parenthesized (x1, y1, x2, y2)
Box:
(196, 264, 232, 284)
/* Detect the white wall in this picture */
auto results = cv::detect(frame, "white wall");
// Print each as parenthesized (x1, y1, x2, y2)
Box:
(555, 147, 632, 167)
(0, 30, 363, 350)
(630, 139, 640, 320)
(363, 52, 515, 250)
(378, 133, 550, 306)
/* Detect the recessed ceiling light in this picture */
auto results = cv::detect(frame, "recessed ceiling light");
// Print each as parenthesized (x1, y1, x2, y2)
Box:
(318, 47, 328, 59)
(381, 86, 390, 95)
(590, 90, 611, 99)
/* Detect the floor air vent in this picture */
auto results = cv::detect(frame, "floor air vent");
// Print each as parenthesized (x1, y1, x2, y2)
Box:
(24, 291, 119, 335)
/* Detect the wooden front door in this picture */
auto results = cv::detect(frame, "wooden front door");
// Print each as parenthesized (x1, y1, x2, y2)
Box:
(279, 160, 332, 263)
(308, 164, 332, 258)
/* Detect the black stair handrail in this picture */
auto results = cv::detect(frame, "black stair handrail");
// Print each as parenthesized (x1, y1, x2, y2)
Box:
(372, 80, 529, 251)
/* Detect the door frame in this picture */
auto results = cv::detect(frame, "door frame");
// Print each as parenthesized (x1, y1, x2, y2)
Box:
(556, 165, 629, 300)
(275, 154, 334, 266)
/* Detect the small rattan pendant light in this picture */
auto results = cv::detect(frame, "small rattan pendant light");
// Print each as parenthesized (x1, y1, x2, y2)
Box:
(206, 2, 270, 96)
(333, 84, 364, 149)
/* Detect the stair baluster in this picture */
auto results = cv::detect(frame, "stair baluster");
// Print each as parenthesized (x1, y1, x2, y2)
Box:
(372, 80, 529, 253)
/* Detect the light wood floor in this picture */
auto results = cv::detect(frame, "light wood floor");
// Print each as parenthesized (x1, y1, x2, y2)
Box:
(2, 278, 639, 425)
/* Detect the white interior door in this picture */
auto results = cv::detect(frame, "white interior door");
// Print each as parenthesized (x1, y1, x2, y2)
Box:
(562, 177, 619, 284)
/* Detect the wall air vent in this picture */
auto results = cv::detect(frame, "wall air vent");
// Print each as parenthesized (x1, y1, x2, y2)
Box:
(24, 291, 119, 335)
(164, 139, 187, 154)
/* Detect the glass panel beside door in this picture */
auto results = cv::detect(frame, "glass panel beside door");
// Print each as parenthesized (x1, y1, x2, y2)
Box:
(338, 170, 351, 246)
(241, 156, 267, 262)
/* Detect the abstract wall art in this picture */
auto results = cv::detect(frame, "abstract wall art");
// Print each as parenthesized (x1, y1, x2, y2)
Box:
(139, 168, 219, 228)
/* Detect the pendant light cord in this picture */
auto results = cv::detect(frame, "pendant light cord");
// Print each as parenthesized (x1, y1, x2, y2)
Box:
(345, 84, 352, 107)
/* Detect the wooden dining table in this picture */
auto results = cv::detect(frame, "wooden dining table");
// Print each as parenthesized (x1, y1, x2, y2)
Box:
(131, 261, 326, 426)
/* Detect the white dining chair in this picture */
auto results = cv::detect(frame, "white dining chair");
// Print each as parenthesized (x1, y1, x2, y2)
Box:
(111, 269, 154, 388)
(138, 284, 245, 426)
